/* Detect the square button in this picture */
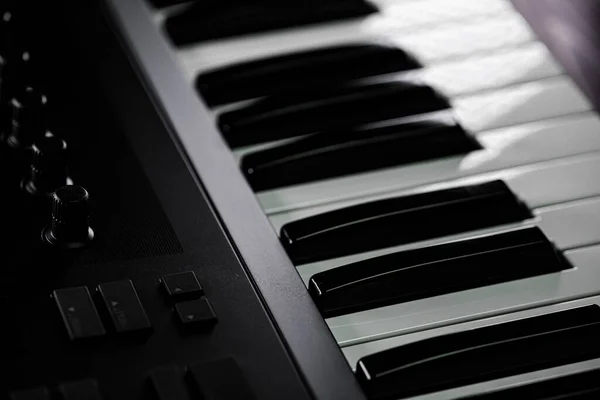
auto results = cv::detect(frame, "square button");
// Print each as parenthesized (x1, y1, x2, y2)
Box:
(162, 272, 204, 301)
(175, 298, 217, 329)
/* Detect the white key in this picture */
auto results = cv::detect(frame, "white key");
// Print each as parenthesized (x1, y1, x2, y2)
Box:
(311, 195, 600, 346)
(170, 11, 534, 80)
(342, 297, 600, 397)
(342, 295, 600, 365)
(409, 360, 600, 400)
(259, 79, 593, 215)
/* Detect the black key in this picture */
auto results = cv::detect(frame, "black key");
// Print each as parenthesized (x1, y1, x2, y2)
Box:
(242, 116, 480, 191)
(463, 368, 600, 399)
(53, 287, 106, 341)
(281, 180, 532, 265)
(9, 387, 51, 400)
(148, 366, 191, 400)
(175, 298, 217, 329)
(57, 379, 103, 400)
(356, 305, 600, 400)
(219, 81, 449, 147)
(97, 280, 153, 336)
(165, 0, 378, 46)
(309, 227, 570, 318)
(162, 271, 204, 301)
(197, 44, 420, 106)
(187, 358, 257, 400)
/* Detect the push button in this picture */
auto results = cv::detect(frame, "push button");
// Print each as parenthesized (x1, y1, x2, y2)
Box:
(97, 280, 152, 337)
(187, 358, 256, 400)
(57, 379, 103, 400)
(53, 287, 105, 341)
(175, 298, 217, 330)
(148, 366, 191, 400)
(9, 387, 51, 400)
(162, 271, 204, 301)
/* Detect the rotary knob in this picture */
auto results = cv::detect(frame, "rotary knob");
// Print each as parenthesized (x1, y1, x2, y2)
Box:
(42, 185, 94, 249)
(22, 135, 70, 196)
(5, 86, 46, 149)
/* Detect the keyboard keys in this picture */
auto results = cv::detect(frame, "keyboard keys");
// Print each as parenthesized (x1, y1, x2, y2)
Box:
(280, 180, 531, 264)
(259, 103, 596, 217)
(53, 287, 106, 341)
(57, 379, 103, 400)
(187, 358, 256, 400)
(241, 116, 480, 191)
(355, 305, 600, 399)
(309, 227, 569, 318)
(162, 271, 204, 301)
(97, 280, 153, 336)
(463, 367, 600, 399)
(165, 0, 378, 46)
(219, 82, 449, 147)
(149, 366, 191, 400)
(175, 298, 217, 329)
(196, 44, 420, 106)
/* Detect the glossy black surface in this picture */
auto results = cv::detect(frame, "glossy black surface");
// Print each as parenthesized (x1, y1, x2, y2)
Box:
(281, 180, 532, 265)
(197, 44, 420, 106)
(464, 368, 600, 399)
(165, 0, 378, 45)
(219, 82, 449, 147)
(242, 115, 480, 191)
(356, 306, 600, 400)
(309, 227, 569, 318)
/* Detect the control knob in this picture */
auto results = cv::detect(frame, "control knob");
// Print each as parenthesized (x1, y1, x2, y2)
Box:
(43, 185, 94, 249)
(22, 135, 70, 196)
(5, 86, 46, 149)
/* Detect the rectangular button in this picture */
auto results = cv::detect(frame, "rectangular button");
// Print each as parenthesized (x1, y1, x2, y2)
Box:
(187, 358, 256, 400)
(58, 380, 103, 400)
(149, 366, 191, 400)
(9, 387, 51, 400)
(175, 298, 217, 329)
(162, 272, 204, 301)
(53, 287, 106, 341)
(97, 280, 152, 336)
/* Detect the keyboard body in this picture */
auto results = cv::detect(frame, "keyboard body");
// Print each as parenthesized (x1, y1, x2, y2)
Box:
(5, 0, 600, 399)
